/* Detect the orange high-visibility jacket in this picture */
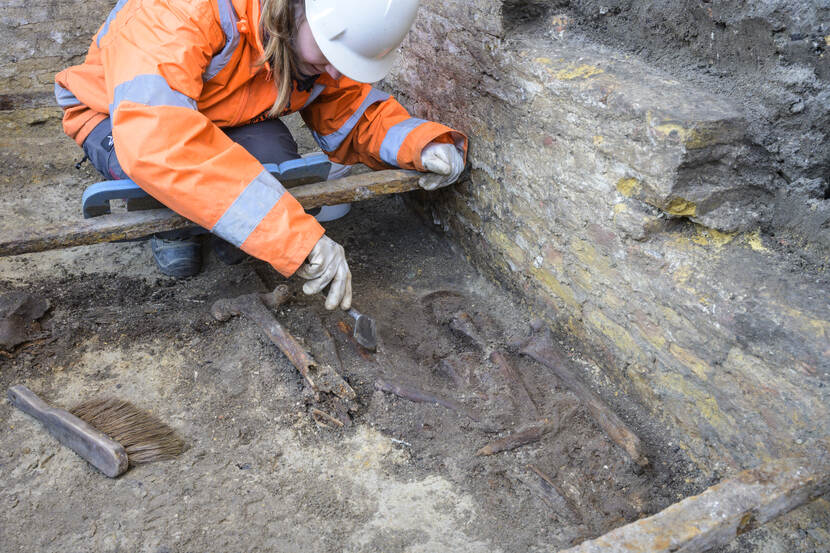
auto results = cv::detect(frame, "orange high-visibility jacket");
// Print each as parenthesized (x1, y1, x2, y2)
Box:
(55, 0, 467, 276)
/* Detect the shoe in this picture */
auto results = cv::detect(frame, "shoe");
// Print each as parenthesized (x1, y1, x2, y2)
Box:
(150, 235, 203, 278)
(211, 236, 248, 265)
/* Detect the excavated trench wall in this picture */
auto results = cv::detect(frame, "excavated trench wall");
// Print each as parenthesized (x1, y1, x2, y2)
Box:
(385, 0, 830, 472)
(3, 0, 828, 473)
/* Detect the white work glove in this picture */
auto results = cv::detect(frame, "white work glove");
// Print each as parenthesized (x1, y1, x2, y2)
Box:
(297, 235, 352, 310)
(419, 142, 465, 191)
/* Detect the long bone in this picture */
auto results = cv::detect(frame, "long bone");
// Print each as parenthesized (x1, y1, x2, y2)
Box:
(211, 286, 356, 404)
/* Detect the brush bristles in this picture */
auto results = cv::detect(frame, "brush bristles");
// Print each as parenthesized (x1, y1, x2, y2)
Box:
(71, 398, 185, 464)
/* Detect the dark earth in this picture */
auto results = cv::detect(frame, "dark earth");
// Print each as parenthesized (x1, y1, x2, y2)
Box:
(0, 107, 825, 552)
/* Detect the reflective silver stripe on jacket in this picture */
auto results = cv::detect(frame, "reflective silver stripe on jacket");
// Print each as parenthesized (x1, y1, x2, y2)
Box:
(211, 170, 288, 247)
(203, 0, 240, 81)
(54, 83, 81, 108)
(110, 74, 198, 113)
(96, 0, 130, 47)
(301, 83, 326, 109)
(379, 117, 428, 167)
(311, 88, 390, 152)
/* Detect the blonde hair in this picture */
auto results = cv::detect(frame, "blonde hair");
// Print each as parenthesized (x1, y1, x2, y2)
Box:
(259, 0, 300, 116)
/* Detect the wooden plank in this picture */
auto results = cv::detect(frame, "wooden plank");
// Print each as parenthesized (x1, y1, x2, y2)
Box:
(0, 169, 421, 257)
(557, 456, 830, 553)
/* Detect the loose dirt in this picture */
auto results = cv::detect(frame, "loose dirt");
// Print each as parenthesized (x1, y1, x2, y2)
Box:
(2, 110, 814, 553)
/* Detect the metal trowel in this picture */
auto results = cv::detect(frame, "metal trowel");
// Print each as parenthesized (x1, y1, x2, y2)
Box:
(346, 307, 377, 351)
(318, 292, 377, 351)
(347, 307, 377, 351)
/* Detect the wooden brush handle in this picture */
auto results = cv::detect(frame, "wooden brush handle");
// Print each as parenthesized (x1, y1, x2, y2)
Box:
(7, 385, 129, 477)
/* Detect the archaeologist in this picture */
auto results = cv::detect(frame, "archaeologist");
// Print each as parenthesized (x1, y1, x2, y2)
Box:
(54, 0, 467, 310)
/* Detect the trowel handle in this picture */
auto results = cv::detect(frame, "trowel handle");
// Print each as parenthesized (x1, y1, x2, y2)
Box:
(7, 385, 129, 478)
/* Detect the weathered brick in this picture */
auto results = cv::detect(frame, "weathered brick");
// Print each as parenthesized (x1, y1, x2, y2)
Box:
(389, 0, 830, 478)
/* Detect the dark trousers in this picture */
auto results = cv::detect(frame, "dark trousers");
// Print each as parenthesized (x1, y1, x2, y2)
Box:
(82, 117, 305, 238)
(82, 117, 302, 179)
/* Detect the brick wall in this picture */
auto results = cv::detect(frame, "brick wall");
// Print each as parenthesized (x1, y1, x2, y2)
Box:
(385, 0, 830, 471)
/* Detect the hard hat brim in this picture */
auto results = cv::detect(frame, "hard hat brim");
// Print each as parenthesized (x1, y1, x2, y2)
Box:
(307, 18, 399, 83)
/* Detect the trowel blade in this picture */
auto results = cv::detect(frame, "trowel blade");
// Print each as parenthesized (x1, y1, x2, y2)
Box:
(352, 313, 377, 352)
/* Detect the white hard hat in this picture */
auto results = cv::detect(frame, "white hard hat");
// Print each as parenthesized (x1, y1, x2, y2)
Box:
(305, 0, 420, 83)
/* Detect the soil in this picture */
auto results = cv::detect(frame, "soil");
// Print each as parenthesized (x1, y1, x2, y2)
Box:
(0, 138, 702, 551)
(2, 111, 822, 553)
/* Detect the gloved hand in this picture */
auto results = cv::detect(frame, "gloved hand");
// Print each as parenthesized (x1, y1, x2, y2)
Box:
(297, 234, 352, 310)
(419, 142, 465, 191)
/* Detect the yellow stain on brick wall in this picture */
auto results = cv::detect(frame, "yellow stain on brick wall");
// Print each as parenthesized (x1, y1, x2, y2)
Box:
(566, 316, 582, 336)
(653, 123, 706, 149)
(708, 228, 736, 247)
(665, 198, 697, 217)
(572, 238, 615, 277)
(640, 325, 667, 350)
(593, 135, 604, 146)
(661, 306, 685, 328)
(572, 237, 598, 266)
(691, 232, 708, 246)
(571, 266, 595, 295)
(601, 291, 626, 311)
(744, 230, 767, 252)
(672, 265, 693, 285)
(646, 112, 721, 150)
(778, 305, 830, 340)
(486, 228, 526, 266)
(659, 374, 732, 435)
(552, 63, 605, 80)
(587, 309, 639, 356)
(530, 267, 581, 310)
(692, 227, 737, 248)
(669, 343, 711, 380)
(668, 232, 702, 254)
(616, 177, 641, 197)
(612, 203, 627, 215)
(826, 35, 830, 46)
(534, 57, 553, 65)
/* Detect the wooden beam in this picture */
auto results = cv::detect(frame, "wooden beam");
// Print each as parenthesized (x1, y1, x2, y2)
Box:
(557, 456, 830, 553)
(0, 169, 421, 257)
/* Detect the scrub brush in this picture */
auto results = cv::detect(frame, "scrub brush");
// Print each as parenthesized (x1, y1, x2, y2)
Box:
(8, 385, 185, 477)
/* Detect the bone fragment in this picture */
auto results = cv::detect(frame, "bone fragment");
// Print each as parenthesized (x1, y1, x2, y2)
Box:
(374, 378, 481, 422)
(490, 350, 541, 419)
(311, 408, 344, 428)
(520, 327, 648, 467)
(213, 286, 357, 404)
(476, 418, 558, 456)
(211, 286, 320, 398)
(524, 464, 582, 523)
(449, 311, 488, 351)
